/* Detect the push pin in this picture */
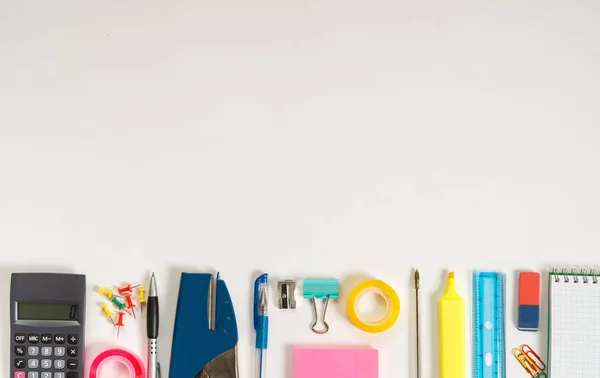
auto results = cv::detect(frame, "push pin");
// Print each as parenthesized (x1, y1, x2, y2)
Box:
(115, 312, 125, 337)
(111, 296, 132, 316)
(125, 294, 136, 319)
(118, 283, 141, 295)
(100, 304, 116, 326)
(137, 287, 146, 314)
(98, 287, 121, 300)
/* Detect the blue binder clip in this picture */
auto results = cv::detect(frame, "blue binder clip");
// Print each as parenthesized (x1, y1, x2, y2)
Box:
(303, 278, 339, 334)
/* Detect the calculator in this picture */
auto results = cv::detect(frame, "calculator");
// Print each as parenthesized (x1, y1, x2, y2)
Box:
(10, 273, 86, 378)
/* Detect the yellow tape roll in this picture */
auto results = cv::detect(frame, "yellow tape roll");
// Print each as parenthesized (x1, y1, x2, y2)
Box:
(347, 279, 400, 333)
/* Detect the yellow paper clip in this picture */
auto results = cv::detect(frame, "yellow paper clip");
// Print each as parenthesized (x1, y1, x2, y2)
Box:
(513, 345, 546, 377)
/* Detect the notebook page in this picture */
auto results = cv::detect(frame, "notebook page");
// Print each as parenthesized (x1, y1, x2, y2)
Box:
(549, 274, 600, 378)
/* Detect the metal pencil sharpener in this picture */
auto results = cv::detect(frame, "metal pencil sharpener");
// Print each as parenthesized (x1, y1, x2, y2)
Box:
(277, 280, 296, 310)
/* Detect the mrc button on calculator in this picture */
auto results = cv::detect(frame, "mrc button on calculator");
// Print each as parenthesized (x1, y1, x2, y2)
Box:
(10, 273, 86, 378)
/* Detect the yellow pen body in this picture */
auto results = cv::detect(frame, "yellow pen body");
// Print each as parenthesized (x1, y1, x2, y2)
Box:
(439, 272, 465, 378)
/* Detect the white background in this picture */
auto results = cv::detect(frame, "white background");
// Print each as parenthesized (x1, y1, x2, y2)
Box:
(1, 0, 600, 377)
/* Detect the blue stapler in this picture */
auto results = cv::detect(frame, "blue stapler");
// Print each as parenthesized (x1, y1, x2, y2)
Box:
(170, 272, 239, 378)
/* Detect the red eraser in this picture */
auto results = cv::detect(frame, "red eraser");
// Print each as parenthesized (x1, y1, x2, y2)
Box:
(519, 272, 540, 305)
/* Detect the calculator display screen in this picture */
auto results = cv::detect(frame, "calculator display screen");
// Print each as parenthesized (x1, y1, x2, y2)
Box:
(17, 302, 78, 320)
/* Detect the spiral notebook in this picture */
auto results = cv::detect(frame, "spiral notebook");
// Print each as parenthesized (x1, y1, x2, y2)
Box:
(549, 269, 600, 378)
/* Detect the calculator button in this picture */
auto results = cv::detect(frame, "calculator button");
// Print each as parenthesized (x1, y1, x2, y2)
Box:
(41, 359, 52, 369)
(14, 358, 26, 368)
(67, 359, 78, 369)
(28, 358, 39, 368)
(28, 372, 39, 378)
(54, 347, 65, 357)
(67, 347, 78, 357)
(15, 346, 26, 356)
(28, 334, 40, 343)
(14, 371, 25, 378)
(67, 335, 78, 345)
(41, 347, 52, 356)
(28, 346, 39, 356)
(54, 359, 65, 369)
(66, 373, 78, 378)
(15, 333, 26, 343)
(54, 334, 66, 344)
(41, 372, 51, 378)
(54, 373, 65, 378)
(41, 334, 53, 344)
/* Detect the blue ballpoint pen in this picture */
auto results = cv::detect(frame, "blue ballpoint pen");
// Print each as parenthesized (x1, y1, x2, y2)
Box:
(254, 273, 269, 378)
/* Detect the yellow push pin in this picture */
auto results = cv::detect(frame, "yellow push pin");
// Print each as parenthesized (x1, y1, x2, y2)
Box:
(100, 304, 116, 326)
(138, 287, 146, 314)
(98, 287, 121, 300)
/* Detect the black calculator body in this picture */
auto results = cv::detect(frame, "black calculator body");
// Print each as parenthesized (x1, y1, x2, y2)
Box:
(10, 273, 86, 378)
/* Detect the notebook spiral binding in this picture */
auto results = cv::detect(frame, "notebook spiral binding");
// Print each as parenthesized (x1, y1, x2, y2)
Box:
(551, 268, 599, 284)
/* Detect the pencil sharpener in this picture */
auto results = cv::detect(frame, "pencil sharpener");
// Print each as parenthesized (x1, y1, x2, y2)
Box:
(277, 280, 297, 310)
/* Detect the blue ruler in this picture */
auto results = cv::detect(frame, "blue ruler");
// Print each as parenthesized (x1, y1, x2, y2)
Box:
(472, 271, 506, 378)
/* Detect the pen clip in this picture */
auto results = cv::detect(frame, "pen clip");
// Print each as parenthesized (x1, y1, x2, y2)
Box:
(253, 273, 269, 330)
(157, 362, 161, 378)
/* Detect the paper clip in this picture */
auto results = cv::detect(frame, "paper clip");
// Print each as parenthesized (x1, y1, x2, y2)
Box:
(521, 344, 546, 371)
(513, 345, 546, 377)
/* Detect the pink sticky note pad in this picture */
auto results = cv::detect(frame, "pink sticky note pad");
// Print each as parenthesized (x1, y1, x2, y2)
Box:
(294, 348, 378, 378)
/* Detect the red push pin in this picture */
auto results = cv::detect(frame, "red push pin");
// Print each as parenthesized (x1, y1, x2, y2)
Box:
(125, 294, 137, 319)
(115, 312, 125, 338)
(118, 283, 141, 295)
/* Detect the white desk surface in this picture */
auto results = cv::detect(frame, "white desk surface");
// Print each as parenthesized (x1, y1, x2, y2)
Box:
(1, 0, 600, 377)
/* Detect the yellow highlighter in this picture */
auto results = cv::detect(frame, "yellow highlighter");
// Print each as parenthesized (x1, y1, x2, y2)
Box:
(439, 271, 465, 378)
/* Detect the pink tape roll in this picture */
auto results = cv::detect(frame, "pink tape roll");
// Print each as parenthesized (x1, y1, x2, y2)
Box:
(89, 348, 145, 378)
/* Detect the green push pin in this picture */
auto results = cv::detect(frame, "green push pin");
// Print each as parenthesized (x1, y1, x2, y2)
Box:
(111, 296, 126, 310)
(111, 297, 132, 316)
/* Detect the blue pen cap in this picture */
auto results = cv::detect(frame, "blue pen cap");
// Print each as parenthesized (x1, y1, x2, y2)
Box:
(254, 273, 269, 349)
(253, 273, 269, 327)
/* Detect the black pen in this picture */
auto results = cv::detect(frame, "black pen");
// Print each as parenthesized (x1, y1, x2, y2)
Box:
(147, 273, 160, 378)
